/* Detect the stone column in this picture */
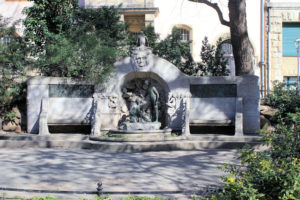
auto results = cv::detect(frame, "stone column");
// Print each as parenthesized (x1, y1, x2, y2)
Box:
(27, 78, 49, 134)
(39, 97, 50, 135)
(235, 97, 243, 136)
(182, 96, 191, 136)
(91, 94, 103, 137)
(167, 92, 191, 134)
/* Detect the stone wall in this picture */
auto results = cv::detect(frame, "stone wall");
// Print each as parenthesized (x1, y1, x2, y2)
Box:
(189, 76, 260, 134)
(27, 77, 94, 134)
(27, 75, 259, 135)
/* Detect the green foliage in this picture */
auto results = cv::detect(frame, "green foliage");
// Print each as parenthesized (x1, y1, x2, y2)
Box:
(122, 197, 165, 200)
(207, 119, 300, 200)
(74, 6, 128, 48)
(24, 1, 127, 83)
(0, 16, 26, 116)
(153, 27, 196, 75)
(23, 0, 79, 54)
(31, 197, 61, 200)
(4, 111, 19, 122)
(197, 37, 229, 76)
(140, 25, 159, 49)
(137, 27, 229, 76)
(6, 196, 165, 200)
(264, 81, 300, 122)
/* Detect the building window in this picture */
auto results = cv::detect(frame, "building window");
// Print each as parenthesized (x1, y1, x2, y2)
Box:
(284, 76, 299, 89)
(282, 22, 300, 56)
(179, 28, 190, 41)
(1, 37, 13, 45)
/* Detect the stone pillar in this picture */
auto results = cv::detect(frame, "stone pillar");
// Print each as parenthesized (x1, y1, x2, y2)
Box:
(91, 94, 102, 136)
(235, 97, 243, 136)
(236, 75, 260, 134)
(27, 78, 49, 134)
(182, 96, 191, 136)
(167, 92, 191, 133)
(39, 97, 50, 135)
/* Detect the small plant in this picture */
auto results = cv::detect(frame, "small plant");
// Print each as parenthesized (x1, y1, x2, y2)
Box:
(31, 197, 61, 200)
(122, 197, 165, 200)
(4, 111, 18, 122)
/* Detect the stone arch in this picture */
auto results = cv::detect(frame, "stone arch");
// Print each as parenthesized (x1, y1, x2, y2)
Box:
(119, 72, 170, 128)
(120, 71, 170, 95)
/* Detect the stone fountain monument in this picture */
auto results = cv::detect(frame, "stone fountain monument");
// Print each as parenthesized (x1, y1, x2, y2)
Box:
(91, 32, 191, 139)
(27, 32, 260, 138)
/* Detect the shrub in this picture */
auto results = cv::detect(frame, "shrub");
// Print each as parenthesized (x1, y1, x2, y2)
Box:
(207, 118, 300, 200)
(0, 16, 26, 116)
(153, 27, 196, 76)
(197, 37, 229, 76)
(264, 81, 300, 122)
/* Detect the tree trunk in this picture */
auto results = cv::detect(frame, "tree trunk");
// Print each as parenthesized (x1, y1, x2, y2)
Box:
(228, 0, 254, 75)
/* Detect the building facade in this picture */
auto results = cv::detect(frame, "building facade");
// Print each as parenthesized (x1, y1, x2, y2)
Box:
(265, 0, 300, 91)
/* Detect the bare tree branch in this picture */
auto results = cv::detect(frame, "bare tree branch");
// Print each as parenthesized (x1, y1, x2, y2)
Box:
(188, 0, 230, 27)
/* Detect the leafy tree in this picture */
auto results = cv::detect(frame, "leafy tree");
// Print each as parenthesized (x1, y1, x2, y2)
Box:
(152, 27, 196, 76)
(0, 16, 26, 115)
(198, 37, 229, 76)
(23, 0, 78, 54)
(188, 0, 254, 75)
(23, 1, 127, 83)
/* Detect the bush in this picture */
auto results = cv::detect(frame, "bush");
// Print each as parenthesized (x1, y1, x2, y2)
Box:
(139, 28, 229, 76)
(197, 37, 229, 76)
(264, 81, 300, 122)
(206, 118, 300, 200)
(0, 16, 26, 116)
(153, 27, 196, 75)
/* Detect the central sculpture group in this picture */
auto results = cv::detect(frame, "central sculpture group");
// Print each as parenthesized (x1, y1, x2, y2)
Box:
(119, 78, 164, 130)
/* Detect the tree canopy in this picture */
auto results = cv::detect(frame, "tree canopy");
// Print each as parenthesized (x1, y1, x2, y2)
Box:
(23, 0, 128, 83)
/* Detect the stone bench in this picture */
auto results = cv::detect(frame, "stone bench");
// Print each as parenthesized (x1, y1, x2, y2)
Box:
(189, 97, 243, 136)
(39, 97, 94, 135)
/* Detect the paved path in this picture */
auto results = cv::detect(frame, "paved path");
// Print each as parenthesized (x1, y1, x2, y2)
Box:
(0, 148, 240, 199)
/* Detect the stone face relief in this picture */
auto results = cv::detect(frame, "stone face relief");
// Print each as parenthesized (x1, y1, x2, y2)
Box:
(119, 78, 166, 128)
(130, 32, 152, 70)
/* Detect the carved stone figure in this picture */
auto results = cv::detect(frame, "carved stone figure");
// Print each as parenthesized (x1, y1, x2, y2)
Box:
(137, 31, 148, 48)
(145, 80, 159, 122)
(119, 78, 166, 129)
(131, 32, 152, 70)
(129, 95, 151, 123)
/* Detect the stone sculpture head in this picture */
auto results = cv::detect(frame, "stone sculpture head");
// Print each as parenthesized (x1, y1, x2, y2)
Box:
(133, 50, 149, 68)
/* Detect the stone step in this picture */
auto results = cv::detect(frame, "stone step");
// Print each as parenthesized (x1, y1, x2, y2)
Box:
(0, 133, 264, 152)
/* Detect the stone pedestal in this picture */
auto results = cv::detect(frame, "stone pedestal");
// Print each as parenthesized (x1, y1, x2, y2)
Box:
(122, 122, 161, 131)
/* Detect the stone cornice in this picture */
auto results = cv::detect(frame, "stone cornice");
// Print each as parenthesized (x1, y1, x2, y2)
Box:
(266, 2, 300, 8)
(120, 7, 159, 15)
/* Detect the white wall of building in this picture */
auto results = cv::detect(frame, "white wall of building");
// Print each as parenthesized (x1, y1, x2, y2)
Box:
(0, 0, 33, 36)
